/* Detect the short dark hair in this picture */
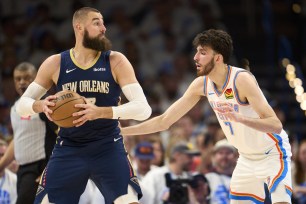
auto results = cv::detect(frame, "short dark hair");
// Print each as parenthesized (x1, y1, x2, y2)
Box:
(193, 29, 233, 63)
(73, 7, 100, 24)
(14, 62, 36, 73)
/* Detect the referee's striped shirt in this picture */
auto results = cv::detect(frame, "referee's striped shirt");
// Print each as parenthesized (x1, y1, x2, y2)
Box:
(10, 99, 57, 165)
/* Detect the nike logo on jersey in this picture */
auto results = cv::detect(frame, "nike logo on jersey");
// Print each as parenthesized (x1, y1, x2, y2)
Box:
(208, 92, 215, 95)
(114, 137, 122, 142)
(265, 148, 273, 154)
(66, 68, 77, 73)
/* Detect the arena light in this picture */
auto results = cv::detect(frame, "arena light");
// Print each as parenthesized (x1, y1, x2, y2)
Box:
(282, 58, 290, 67)
(292, 4, 302, 14)
(294, 86, 304, 95)
(286, 72, 296, 81)
(286, 64, 295, 74)
(293, 78, 303, 87)
(283, 60, 305, 114)
(289, 80, 295, 88)
(302, 93, 306, 100)
(296, 95, 303, 103)
(300, 101, 306, 110)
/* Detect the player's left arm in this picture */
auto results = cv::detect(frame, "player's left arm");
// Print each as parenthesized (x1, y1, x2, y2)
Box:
(219, 72, 282, 134)
(110, 51, 151, 120)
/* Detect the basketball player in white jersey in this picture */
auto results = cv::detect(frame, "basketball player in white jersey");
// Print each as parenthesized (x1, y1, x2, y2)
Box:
(122, 29, 292, 204)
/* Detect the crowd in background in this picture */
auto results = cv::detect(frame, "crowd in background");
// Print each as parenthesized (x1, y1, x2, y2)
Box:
(0, 0, 306, 203)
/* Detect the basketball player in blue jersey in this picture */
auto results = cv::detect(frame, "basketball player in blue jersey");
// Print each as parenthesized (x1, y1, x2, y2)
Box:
(16, 7, 151, 204)
(122, 29, 292, 204)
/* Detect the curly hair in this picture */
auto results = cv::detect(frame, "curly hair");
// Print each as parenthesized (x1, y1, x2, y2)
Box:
(193, 29, 233, 64)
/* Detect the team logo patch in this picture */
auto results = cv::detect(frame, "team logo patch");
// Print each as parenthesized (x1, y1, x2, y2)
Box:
(130, 176, 140, 186)
(225, 88, 234, 99)
(36, 185, 45, 196)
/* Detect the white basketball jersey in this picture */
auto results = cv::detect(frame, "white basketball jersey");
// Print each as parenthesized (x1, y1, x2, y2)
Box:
(204, 66, 289, 158)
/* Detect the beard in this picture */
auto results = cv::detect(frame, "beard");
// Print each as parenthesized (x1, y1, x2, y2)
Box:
(197, 58, 215, 76)
(83, 29, 112, 52)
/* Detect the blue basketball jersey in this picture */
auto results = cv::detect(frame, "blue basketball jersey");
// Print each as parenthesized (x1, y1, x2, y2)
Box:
(56, 49, 121, 143)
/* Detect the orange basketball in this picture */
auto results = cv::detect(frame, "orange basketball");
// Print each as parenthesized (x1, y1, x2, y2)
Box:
(50, 90, 85, 128)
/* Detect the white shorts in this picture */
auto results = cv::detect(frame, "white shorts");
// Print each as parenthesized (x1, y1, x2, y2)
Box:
(230, 136, 292, 203)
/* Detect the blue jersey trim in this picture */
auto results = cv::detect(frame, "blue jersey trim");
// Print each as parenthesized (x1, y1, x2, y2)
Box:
(212, 65, 231, 96)
(203, 76, 207, 96)
(229, 195, 264, 204)
(269, 133, 288, 193)
(233, 70, 249, 105)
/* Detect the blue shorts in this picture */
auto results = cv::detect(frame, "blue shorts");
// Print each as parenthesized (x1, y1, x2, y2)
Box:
(35, 136, 142, 204)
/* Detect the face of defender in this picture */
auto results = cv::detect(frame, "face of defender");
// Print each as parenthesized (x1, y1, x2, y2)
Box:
(193, 46, 216, 76)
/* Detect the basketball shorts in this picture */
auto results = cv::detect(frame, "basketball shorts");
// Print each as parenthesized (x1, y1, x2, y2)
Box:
(35, 136, 142, 204)
(229, 136, 292, 203)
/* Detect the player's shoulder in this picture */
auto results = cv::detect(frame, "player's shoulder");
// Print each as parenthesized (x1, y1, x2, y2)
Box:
(234, 70, 256, 84)
(109, 50, 126, 60)
(190, 76, 205, 90)
(42, 54, 61, 67)
(233, 69, 258, 92)
(184, 76, 206, 96)
(109, 50, 130, 69)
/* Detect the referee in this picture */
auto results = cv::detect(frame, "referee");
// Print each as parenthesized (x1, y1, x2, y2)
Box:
(0, 62, 57, 204)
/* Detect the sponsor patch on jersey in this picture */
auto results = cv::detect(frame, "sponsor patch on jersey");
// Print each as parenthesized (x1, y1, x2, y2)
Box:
(130, 176, 140, 186)
(225, 88, 234, 99)
(93, 67, 106, 72)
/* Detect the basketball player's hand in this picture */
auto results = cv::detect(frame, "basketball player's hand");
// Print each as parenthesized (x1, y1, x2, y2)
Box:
(73, 98, 112, 127)
(41, 95, 57, 121)
(215, 103, 243, 122)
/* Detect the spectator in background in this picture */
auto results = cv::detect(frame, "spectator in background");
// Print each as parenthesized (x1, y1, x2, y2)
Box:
(147, 135, 165, 167)
(0, 139, 17, 204)
(140, 142, 200, 204)
(0, 62, 57, 204)
(205, 139, 238, 204)
(0, 101, 11, 139)
(292, 140, 306, 203)
(133, 141, 156, 180)
(188, 173, 211, 204)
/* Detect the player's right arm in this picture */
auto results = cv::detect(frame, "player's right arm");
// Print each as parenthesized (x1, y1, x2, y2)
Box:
(16, 55, 60, 118)
(121, 76, 205, 136)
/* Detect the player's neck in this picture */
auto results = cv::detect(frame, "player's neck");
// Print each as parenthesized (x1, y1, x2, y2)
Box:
(72, 45, 99, 66)
(208, 64, 228, 91)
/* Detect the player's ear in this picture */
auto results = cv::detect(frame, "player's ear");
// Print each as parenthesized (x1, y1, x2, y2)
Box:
(215, 54, 224, 64)
(75, 23, 83, 31)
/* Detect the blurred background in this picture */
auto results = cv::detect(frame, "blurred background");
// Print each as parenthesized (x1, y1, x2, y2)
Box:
(0, 0, 305, 142)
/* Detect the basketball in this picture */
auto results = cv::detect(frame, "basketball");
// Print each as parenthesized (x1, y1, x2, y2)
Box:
(50, 90, 85, 128)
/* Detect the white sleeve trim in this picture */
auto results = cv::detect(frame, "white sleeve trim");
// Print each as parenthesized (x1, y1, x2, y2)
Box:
(112, 83, 152, 121)
(16, 82, 48, 117)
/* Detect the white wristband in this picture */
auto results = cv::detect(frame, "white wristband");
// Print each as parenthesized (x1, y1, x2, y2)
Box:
(16, 82, 47, 117)
(112, 83, 151, 121)
(16, 97, 36, 116)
